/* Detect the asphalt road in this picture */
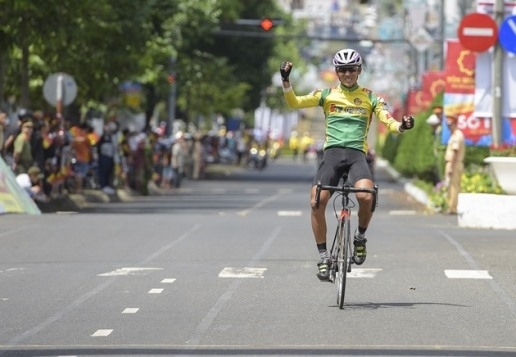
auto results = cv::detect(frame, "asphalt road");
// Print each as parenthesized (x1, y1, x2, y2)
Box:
(0, 157, 515, 357)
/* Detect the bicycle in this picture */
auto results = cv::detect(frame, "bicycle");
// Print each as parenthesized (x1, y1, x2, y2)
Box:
(315, 176, 378, 309)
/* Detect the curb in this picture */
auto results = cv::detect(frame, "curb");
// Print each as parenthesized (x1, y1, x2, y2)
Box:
(376, 158, 432, 208)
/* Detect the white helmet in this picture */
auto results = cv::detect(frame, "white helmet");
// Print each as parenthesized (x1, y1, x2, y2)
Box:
(333, 49, 362, 67)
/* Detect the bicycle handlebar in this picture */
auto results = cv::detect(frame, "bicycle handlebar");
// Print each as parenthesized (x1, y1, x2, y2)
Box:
(314, 181, 378, 212)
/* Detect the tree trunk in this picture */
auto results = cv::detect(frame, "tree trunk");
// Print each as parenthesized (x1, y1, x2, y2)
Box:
(20, 43, 30, 108)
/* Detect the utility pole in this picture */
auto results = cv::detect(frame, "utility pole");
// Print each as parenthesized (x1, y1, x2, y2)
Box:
(168, 56, 177, 136)
(439, 0, 446, 70)
(492, 0, 504, 146)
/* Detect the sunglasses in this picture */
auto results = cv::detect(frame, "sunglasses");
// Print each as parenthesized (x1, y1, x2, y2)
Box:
(336, 66, 359, 73)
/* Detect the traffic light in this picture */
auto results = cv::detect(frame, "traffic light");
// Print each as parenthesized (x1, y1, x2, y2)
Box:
(260, 18, 273, 31)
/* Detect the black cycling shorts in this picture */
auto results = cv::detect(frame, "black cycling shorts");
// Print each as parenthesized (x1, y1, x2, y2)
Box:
(312, 147, 373, 187)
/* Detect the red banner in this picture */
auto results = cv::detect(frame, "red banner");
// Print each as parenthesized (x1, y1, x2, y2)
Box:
(406, 89, 424, 116)
(421, 71, 446, 108)
(443, 40, 490, 145)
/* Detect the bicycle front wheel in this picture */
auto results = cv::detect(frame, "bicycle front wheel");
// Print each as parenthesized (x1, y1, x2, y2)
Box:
(336, 209, 351, 309)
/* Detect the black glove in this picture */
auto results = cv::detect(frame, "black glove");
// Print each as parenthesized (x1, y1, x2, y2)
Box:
(280, 61, 292, 82)
(400, 115, 414, 131)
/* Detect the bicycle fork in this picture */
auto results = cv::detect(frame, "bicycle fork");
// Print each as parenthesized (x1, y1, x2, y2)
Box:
(329, 207, 351, 283)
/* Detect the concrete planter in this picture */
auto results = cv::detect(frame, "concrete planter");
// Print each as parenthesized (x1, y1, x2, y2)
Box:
(458, 193, 516, 230)
(484, 156, 516, 195)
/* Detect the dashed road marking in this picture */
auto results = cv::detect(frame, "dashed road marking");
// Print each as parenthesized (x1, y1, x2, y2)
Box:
(122, 308, 139, 314)
(277, 211, 302, 216)
(445, 269, 493, 279)
(148, 288, 164, 294)
(349, 268, 383, 278)
(389, 210, 417, 215)
(91, 329, 113, 337)
(97, 267, 163, 277)
(161, 278, 176, 283)
(218, 267, 267, 278)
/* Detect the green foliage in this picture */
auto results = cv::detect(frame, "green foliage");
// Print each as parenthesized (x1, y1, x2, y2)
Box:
(489, 145, 516, 157)
(0, 0, 304, 126)
(381, 133, 400, 163)
(392, 109, 437, 181)
(464, 146, 489, 168)
(414, 164, 503, 212)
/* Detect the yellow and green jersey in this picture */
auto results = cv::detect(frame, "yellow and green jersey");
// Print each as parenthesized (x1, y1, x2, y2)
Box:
(283, 83, 401, 153)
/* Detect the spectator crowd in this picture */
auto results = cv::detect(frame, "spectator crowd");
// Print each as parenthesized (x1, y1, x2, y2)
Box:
(0, 108, 287, 206)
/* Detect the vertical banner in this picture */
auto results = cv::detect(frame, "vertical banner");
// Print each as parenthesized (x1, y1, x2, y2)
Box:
(474, 52, 516, 145)
(406, 88, 424, 116)
(475, 0, 516, 145)
(443, 40, 491, 145)
(421, 71, 446, 109)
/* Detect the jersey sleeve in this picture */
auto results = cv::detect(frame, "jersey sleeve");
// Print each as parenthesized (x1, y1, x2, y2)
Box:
(371, 93, 402, 133)
(283, 87, 322, 109)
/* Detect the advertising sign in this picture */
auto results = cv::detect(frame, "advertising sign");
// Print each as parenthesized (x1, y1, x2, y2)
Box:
(442, 40, 492, 146)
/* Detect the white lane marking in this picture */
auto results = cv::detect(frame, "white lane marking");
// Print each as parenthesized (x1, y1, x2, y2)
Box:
(444, 270, 492, 279)
(389, 210, 416, 215)
(148, 288, 164, 294)
(188, 228, 281, 345)
(441, 230, 516, 318)
(277, 211, 302, 216)
(244, 188, 259, 194)
(6, 226, 201, 347)
(349, 268, 383, 278)
(122, 308, 139, 314)
(463, 27, 494, 37)
(237, 194, 280, 216)
(161, 278, 176, 283)
(277, 188, 293, 194)
(91, 329, 113, 337)
(0, 268, 24, 274)
(218, 267, 267, 278)
(97, 267, 163, 277)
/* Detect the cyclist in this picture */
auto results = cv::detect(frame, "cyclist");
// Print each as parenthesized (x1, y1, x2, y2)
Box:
(280, 49, 414, 281)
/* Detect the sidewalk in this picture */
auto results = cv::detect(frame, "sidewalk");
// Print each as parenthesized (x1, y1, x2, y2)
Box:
(36, 162, 246, 213)
(37, 159, 431, 214)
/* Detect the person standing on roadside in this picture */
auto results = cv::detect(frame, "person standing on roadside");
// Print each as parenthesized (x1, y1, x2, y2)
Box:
(12, 120, 34, 174)
(426, 106, 444, 184)
(444, 114, 465, 215)
(171, 131, 187, 188)
(0, 110, 8, 159)
(97, 122, 118, 194)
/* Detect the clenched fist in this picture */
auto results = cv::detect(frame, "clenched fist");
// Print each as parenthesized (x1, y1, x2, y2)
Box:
(280, 61, 292, 82)
(400, 115, 414, 131)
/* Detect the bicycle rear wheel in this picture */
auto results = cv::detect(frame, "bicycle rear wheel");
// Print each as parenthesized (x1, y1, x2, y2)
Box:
(336, 209, 351, 309)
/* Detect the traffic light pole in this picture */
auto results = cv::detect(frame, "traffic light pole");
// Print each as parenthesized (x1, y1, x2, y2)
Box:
(492, 0, 504, 147)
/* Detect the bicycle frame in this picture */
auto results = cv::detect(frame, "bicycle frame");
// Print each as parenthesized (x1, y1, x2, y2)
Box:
(315, 178, 378, 309)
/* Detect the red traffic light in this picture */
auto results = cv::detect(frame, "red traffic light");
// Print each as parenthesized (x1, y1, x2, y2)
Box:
(260, 18, 273, 31)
